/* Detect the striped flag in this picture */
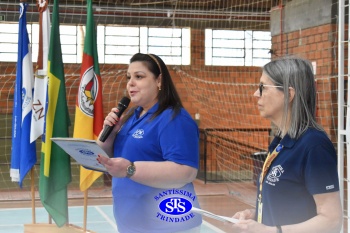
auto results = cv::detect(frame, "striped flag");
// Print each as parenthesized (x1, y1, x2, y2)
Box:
(73, 0, 104, 191)
(39, 0, 71, 227)
(10, 2, 37, 187)
(30, 0, 50, 142)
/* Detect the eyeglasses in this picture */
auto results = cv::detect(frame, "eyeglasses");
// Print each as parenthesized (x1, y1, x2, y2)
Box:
(258, 83, 283, 97)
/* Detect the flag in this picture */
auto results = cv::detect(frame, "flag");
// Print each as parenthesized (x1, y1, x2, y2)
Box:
(10, 2, 37, 187)
(73, 0, 104, 191)
(39, 0, 71, 227)
(30, 0, 50, 142)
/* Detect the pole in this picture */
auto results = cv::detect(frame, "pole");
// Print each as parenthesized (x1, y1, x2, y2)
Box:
(31, 168, 36, 224)
(83, 190, 88, 232)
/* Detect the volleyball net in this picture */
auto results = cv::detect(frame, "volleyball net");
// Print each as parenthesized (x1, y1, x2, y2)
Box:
(0, 0, 341, 212)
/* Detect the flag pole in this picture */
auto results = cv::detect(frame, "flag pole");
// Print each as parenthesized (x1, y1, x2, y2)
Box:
(31, 168, 36, 224)
(83, 190, 88, 231)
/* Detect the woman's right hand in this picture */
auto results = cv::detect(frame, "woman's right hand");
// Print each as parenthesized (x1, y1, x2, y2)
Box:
(103, 107, 123, 132)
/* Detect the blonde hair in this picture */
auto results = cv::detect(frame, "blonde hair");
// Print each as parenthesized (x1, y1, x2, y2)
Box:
(263, 56, 323, 139)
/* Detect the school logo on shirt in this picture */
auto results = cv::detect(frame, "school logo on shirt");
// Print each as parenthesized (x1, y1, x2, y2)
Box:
(266, 165, 284, 185)
(154, 189, 196, 223)
(132, 129, 144, 139)
(159, 198, 192, 215)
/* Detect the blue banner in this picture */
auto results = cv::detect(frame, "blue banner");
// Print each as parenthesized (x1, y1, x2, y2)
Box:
(10, 2, 37, 187)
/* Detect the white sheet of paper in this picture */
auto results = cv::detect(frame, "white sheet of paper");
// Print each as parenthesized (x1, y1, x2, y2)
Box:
(191, 207, 238, 224)
(51, 137, 109, 172)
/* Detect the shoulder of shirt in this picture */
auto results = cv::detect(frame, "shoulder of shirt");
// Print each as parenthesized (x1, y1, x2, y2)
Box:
(281, 128, 330, 149)
(160, 107, 196, 124)
(302, 128, 329, 140)
(299, 128, 333, 148)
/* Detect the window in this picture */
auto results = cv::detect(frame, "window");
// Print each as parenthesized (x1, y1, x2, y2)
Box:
(0, 23, 81, 63)
(99, 26, 140, 64)
(59, 25, 80, 63)
(205, 29, 271, 67)
(0, 22, 190, 65)
(99, 26, 190, 65)
(0, 23, 28, 62)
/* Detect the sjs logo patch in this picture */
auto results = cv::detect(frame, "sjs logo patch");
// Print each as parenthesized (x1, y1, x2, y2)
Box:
(159, 198, 192, 215)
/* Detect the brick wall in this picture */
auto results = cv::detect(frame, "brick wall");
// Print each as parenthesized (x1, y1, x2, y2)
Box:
(1, 25, 337, 176)
(0, 28, 262, 125)
(271, 24, 338, 142)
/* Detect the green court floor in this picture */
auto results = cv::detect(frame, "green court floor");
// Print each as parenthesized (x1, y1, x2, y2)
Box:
(0, 205, 225, 233)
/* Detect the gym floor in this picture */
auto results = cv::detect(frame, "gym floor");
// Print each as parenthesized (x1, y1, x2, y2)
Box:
(0, 179, 255, 233)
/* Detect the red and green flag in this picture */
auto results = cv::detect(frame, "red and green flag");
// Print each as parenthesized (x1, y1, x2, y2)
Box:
(73, 0, 104, 191)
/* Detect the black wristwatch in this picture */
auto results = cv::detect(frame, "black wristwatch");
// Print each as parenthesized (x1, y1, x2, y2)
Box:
(126, 162, 136, 178)
(276, 225, 282, 233)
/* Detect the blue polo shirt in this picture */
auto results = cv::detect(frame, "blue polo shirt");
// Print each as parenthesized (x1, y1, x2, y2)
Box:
(256, 128, 339, 226)
(112, 103, 202, 233)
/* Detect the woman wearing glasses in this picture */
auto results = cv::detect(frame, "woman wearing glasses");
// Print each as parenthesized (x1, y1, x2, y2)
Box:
(231, 57, 342, 233)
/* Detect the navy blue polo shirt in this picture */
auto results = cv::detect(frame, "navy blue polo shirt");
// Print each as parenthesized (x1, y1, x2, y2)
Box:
(256, 128, 339, 226)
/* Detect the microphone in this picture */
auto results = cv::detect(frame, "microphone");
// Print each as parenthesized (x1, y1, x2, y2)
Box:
(99, 96, 131, 142)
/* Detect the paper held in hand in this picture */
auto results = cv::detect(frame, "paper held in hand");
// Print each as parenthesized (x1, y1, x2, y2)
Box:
(51, 137, 109, 172)
(191, 207, 238, 224)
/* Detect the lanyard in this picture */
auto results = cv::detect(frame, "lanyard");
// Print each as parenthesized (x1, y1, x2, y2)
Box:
(257, 144, 283, 223)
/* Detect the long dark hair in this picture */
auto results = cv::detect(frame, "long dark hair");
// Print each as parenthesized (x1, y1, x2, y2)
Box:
(123, 53, 183, 122)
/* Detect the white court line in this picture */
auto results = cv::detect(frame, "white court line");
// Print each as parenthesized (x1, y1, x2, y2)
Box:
(92, 205, 225, 233)
(94, 206, 118, 231)
(0, 207, 35, 211)
(201, 221, 227, 233)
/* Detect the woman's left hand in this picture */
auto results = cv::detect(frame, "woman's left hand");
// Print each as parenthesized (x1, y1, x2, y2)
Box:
(97, 155, 130, 177)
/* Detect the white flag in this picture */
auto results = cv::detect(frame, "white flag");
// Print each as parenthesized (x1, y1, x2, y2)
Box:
(30, 2, 50, 142)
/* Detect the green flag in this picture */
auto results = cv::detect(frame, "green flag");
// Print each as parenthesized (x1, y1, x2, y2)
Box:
(39, 0, 71, 227)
